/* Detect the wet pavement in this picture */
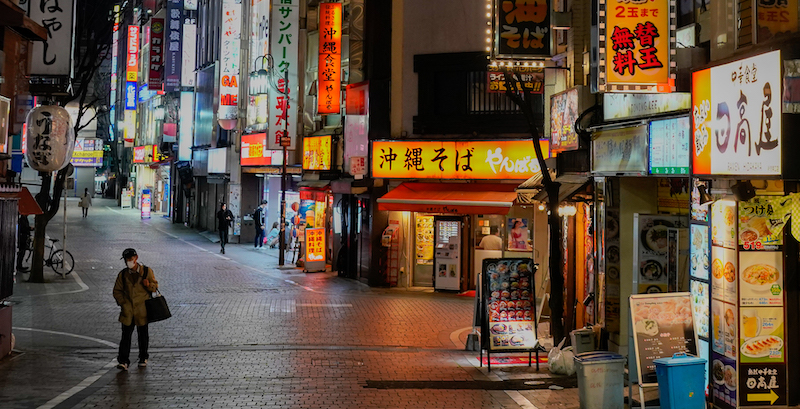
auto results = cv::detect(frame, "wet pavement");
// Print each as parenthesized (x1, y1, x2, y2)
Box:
(0, 198, 579, 409)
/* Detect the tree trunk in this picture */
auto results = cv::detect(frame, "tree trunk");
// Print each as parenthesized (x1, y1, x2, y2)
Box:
(30, 174, 52, 283)
(546, 183, 566, 345)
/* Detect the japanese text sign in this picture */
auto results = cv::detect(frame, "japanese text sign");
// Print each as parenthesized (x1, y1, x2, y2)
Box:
(371, 140, 550, 180)
(487, 68, 544, 93)
(344, 82, 369, 167)
(758, 0, 798, 41)
(71, 138, 104, 167)
(739, 363, 786, 406)
(268, 0, 299, 150)
(133, 145, 157, 163)
(738, 196, 792, 250)
(148, 18, 165, 90)
(592, 125, 648, 175)
(164, 0, 183, 92)
(241, 133, 270, 166)
(600, 0, 673, 92)
(550, 88, 579, 152)
(692, 51, 782, 176)
(31, 0, 75, 76)
(302, 135, 332, 171)
(305, 227, 326, 262)
(648, 116, 690, 175)
(126, 26, 140, 82)
(219, 0, 241, 121)
(493, 0, 551, 58)
(318, 3, 342, 114)
(349, 156, 366, 177)
(24, 105, 75, 172)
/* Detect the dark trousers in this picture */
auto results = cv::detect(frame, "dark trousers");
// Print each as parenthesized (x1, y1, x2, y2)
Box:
(118, 322, 149, 364)
(81, 208, 88, 217)
(219, 228, 228, 249)
(254, 227, 265, 247)
(16, 241, 25, 269)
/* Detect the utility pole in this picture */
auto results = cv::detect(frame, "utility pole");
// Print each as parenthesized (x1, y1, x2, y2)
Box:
(278, 68, 289, 266)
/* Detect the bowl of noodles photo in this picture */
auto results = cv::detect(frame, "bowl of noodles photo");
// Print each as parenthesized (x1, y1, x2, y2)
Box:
(741, 264, 780, 293)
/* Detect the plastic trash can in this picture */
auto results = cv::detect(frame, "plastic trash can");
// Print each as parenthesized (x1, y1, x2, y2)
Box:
(653, 352, 707, 409)
(570, 328, 595, 354)
(573, 351, 626, 409)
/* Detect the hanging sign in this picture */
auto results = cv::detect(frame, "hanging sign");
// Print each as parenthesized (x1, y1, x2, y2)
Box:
(164, 0, 184, 92)
(148, 18, 165, 90)
(302, 135, 332, 171)
(372, 139, 549, 180)
(598, 0, 674, 92)
(126, 26, 140, 82)
(219, 0, 242, 121)
(550, 88, 579, 152)
(133, 145, 157, 163)
(317, 2, 342, 114)
(30, 0, 75, 76)
(268, 0, 299, 150)
(487, 68, 544, 93)
(491, 0, 551, 58)
(24, 105, 75, 172)
(692, 50, 782, 176)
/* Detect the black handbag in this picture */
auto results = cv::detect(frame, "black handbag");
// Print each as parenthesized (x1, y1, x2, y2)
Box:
(145, 289, 172, 323)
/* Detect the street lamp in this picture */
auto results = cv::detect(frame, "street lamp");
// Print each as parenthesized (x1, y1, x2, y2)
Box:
(253, 54, 291, 267)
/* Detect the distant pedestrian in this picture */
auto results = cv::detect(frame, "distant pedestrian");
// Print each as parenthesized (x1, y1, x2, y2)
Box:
(266, 222, 280, 248)
(113, 248, 159, 371)
(253, 200, 267, 248)
(79, 188, 92, 218)
(16, 214, 32, 272)
(217, 203, 234, 254)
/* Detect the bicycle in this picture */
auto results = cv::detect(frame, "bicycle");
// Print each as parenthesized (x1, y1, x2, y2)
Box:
(24, 237, 75, 277)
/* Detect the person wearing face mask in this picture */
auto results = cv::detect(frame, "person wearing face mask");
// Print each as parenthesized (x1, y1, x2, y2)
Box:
(113, 248, 159, 370)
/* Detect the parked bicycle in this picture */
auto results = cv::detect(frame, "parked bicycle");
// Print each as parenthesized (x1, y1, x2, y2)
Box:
(24, 237, 75, 277)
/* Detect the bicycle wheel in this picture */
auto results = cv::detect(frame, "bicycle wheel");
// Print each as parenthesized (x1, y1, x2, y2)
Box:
(50, 249, 75, 276)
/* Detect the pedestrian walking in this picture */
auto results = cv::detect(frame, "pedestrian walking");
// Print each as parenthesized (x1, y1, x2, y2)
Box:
(113, 248, 158, 371)
(253, 200, 267, 248)
(217, 203, 234, 254)
(16, 214, 32, 272)
(79, 188, 92, 218)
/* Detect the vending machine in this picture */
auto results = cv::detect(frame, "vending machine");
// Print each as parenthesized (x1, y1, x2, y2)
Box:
(434, 217, 461, 290)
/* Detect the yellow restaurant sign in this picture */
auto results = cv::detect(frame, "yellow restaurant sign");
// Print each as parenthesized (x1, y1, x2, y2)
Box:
(601, 0, 673, 92)
(371, 140, 549, 180)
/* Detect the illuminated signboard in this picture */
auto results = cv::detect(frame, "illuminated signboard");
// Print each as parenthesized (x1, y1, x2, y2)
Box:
(241, 133, 284, 166)
(371, 140, 550, 180)
(178, 92, 194, 161)
(109, 5, 120, 140)
(487, 68, 544, 93)
(692, 51, 781, 176)
(490, 0, 551, 58)
(126, 26, 140, 82)
(550, 88, 579, 152)
(71, 138, 104, 167)
(148, 18, 164, 90)
(648, 116, 690, 175)
(305, 227, 326, 262)
(302, 135, 332, 171)
(318, 2, 342, 114)
(598, 0, 675, 93)
(133, 145, 157, 163)
(268, 0, 299, 150)
(164, 0, 183, 92)
(219, 0, 241, 121)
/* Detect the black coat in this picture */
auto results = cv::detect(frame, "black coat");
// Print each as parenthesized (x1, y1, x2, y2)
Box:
(217, 209, 234, 230)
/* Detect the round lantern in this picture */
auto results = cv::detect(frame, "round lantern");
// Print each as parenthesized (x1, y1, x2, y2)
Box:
(24, 105, 75, 172)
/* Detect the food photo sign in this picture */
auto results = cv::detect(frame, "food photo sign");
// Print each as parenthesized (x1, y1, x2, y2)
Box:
(630, 293, 698, 385)
(481, 259, 538, 352)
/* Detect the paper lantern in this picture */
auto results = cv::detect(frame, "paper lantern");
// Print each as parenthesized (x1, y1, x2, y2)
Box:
(24, 105, 75, 172)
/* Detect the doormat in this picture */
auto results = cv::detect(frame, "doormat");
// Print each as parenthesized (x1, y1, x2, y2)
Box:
(365, 378, 577, 390)
(478, 356, 548, 365)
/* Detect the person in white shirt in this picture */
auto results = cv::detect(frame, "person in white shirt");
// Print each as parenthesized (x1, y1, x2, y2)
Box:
(478, 227, 503, 250)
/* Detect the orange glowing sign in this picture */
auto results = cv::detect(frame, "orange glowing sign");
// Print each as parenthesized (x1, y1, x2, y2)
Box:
(305, 227, 325, 262)
(601, 0, 672, 92)
(126, 26, 140, 82)
(317, 2, 342, 114)
(372, 139, 550, 180)
(302, 135, 332, 170)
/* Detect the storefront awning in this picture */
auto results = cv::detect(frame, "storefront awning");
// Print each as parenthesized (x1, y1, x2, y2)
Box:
(0, 187, 43, 215)
(516, 178, 592, 205)
(377, 183, 518, 215)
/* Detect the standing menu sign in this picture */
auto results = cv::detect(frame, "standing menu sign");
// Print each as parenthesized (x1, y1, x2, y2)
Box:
(630, 293, 699, 385)
(481, 259, 538, 352)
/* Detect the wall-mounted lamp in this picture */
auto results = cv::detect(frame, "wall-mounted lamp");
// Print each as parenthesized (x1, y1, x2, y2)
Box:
(731, 181, 756, 202)
(249, 55, 272, 96)
(698, 184, 714, 205)
(558, 204, 577, 217)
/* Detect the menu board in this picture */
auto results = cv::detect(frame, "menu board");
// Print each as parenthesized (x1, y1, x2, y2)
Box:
(482, 259, 538, 351)
(739, 307, 784, 363)
(711, 246, 738, 303)
(630, 293, 698, 385)
(415, 215, 433, 264)
(712, 201, 737, 249)
(711, 352, 737, 409)
(648, 116, 691, 175)
(635, 215, 685, 294)
(691, 280, 709, 339)
(690, 224, 710, 280)
(738, 251, 783, 306)
(738, 196, 792, 250)
(691, 181, 710, 222)
(712, 299, 738, 359)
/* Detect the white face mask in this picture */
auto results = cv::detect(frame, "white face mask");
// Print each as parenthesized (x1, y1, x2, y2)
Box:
(126, 260, 136, 270)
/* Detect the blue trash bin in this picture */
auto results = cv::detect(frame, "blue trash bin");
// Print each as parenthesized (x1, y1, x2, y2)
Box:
(653, 352, 707, 409)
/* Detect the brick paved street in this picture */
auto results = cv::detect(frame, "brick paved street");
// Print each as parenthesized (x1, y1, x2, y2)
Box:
(0, 199, 580, 409)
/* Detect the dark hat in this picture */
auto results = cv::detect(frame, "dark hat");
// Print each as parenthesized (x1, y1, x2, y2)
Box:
(121, 248, 138, 260)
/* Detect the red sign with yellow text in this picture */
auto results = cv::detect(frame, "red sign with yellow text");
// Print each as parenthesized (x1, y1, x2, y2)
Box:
(604, 0, 671, 90)
(372, 140, 549, 180)
(305, 227, 326, 262)
(318, 3, 342, 114)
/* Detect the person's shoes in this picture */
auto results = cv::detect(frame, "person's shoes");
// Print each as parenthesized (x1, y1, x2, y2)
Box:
(138, 360, 148, 367)
(116, 363, 128, 371)
(221, 248, 225, 254)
